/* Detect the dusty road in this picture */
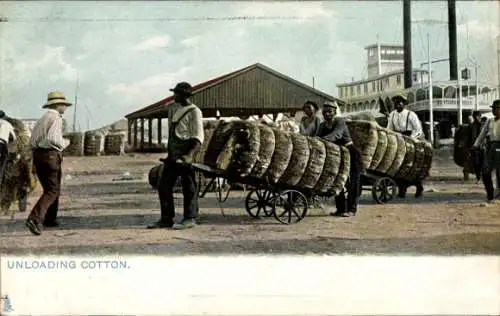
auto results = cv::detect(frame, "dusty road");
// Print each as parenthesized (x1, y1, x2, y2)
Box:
(1, 150, 499, 255)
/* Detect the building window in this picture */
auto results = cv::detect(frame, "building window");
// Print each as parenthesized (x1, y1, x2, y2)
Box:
(357, 85, 361, 95)
(413, 73, 418, 82)
(372, 81, 376, 91)
(364, 83, 368, 94)
(369, 49, 375, 57)
(384, 78, 389, 87)
(396, 75, 401, 85)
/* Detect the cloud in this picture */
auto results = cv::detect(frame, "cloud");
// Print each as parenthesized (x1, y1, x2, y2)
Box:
(10, 46, 77, 82)
(458, 20, 499, 39)
(181, 36, 201, 48)
(130, 35, 171, 51)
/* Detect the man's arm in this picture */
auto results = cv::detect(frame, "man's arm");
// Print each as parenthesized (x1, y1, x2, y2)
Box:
(473, 119, 489, 148)
(409, 112, 423, 139)
(46, 116, 69, 151)
(386, 112, 395, 131)
(321, 118, 348, 143)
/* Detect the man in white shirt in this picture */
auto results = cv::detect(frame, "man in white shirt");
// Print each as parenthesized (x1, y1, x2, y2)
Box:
(388, 94, 425, 198)
(25, 91, 71, 236)
(0, 110, 16, 185)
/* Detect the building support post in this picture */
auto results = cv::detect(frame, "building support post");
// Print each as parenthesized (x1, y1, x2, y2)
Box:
(157, 118, 162, 145)
(148, 118, 153, 148)
(127, 119, 132, 146)
(133, 119, 138, 151)
(140, 118, 145, 152)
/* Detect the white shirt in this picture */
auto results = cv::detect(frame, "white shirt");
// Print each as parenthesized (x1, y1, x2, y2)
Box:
(30, 109, 70, 151)
(0, 118, 16, 143)
(167, 103, 204, 144)
(474, 118, 500, 147)
(387, 109, 423, 139)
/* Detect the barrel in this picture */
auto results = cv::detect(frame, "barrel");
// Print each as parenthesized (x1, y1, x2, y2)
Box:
(104, 132, 126, 155)
(63, 132, 85, 156)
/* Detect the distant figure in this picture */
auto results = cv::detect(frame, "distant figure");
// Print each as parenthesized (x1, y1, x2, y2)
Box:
(25, 91, 72, 236)
(387, 93, 425, 198)
(299, 100, 322, 136)
(467, 111, 484, 182)
(0, 110, 16, 186)
(473, 99, 500, 202)
(148, 82, 204, 230)
(316, 101, 363, 217)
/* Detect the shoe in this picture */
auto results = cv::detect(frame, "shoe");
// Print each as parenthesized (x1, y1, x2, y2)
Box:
(329, 211, 344, 217)
(341, 212, 356, 217)
(43, 220, 60, 228)
(26, 218, 42, 236)
(147, 220, 174, 229)
(173, 219, 197, 230)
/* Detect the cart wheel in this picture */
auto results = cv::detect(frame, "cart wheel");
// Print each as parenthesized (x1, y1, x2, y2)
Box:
(245, 189, 275, 218)
(371, 177, 398, 204)
(273, 190, 308, 224)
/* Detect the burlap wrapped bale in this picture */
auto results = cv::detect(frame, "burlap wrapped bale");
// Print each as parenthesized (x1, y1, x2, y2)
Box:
(84, 131, 105, 156)
(219, 121, 260, 177)
(377, 132, 398, 174)
(278, 133, 310, 187)
(265, 129, 293, 184)
(387, 134, 407, 177)
(369, 130, 388, 170)
(194, 127, 216, 164)
(297, 137, 326, 190)
(395, 138, 415, 180)
(314, 141, 342, 193)
(204, 120, 233, 168)
(1, 118, 37, 215)
(63, 132, 84, 156)
(329, 146, 351, 196)
(104, 132, 126, 155)
(203, 120, 220, 130)
(250, 124, 276, 178)
(413, 140, 433, 181)
(346, 120, 378, 170)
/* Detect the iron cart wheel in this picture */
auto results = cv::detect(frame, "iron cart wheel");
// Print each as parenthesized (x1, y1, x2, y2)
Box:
(273, 189, 308, 224)
(244, 188, 275, 218)
(371, 177, 398, 204)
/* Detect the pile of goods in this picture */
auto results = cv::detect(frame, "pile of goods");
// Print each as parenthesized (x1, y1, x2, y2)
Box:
(84, 131, 105, 156)
(346, 120, 433, 183)
(453, 124, 473, 170)
(63, 132, 85, 156)
(202, 120, 351, 196)
(104, 132, 126, 155)
(1, 118, 38, 215)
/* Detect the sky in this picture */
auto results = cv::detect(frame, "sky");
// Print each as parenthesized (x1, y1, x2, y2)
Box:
(0, 0, 498, 130)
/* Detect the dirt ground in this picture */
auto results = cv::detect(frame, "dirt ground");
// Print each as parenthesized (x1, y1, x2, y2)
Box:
(1, 148, 500, 255)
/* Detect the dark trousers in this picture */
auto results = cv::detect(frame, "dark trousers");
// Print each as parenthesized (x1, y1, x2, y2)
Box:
(473, 150, 484, 181)
(335, 147, 362, 213)
(158, 158, 198, 221)
(28, 149, 62, 224)
(397, 180, 424, 197)
(0, 140, 8, 187)
(482, 166, 500, 201)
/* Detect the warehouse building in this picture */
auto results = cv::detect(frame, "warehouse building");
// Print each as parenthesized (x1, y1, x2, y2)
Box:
(125, 63, 341, 152)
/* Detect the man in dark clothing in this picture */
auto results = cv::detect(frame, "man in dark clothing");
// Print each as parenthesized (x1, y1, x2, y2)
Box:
(467, 111, 484, 182)
(0, 110, 16, 187)
(148, 82, 204, 230)
(316, 101, 363, 217)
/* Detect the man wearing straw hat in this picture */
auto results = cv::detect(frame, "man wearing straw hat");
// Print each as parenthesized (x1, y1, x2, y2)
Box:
(473, 99, 500, 203)
(25, 91, 71, 236)
(0, 110, 17, 186)
(388, 93, 425, 199)
(147, 82, 204, 230)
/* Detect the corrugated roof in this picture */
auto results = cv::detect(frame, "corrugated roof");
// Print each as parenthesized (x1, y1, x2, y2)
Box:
(125, 63, 341, 119)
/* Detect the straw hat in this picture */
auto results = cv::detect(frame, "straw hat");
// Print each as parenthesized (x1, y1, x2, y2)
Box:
(391, 93, 409, 105)
(42, 91, 72, 109)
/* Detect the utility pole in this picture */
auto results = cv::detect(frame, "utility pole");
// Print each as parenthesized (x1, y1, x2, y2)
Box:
(312, 76, 315, 89)
(474, 63, 479, 110)
(427, 34, 434, 147)
(72, 72, 79, 132)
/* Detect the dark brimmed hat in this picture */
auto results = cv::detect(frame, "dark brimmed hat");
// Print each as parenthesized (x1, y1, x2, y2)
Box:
(391, 93, 409, 105)
(170, 82, 193, 97)
(472, 110, 482, 116)
(491, 99, 500, 109)
(0, 110, 5, 119)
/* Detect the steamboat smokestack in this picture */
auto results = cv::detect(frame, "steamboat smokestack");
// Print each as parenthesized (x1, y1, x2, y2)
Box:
(448, 0, 458, 80)
(403, 0, 412, 88)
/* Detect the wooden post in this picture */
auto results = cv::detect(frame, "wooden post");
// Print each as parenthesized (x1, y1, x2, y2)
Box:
(133, 119, 138, 151)
(127, 119, 132, 146)
(157, 118, 162, 145)
(140, 118, 145, 152)
(148, 118, 153, 148)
